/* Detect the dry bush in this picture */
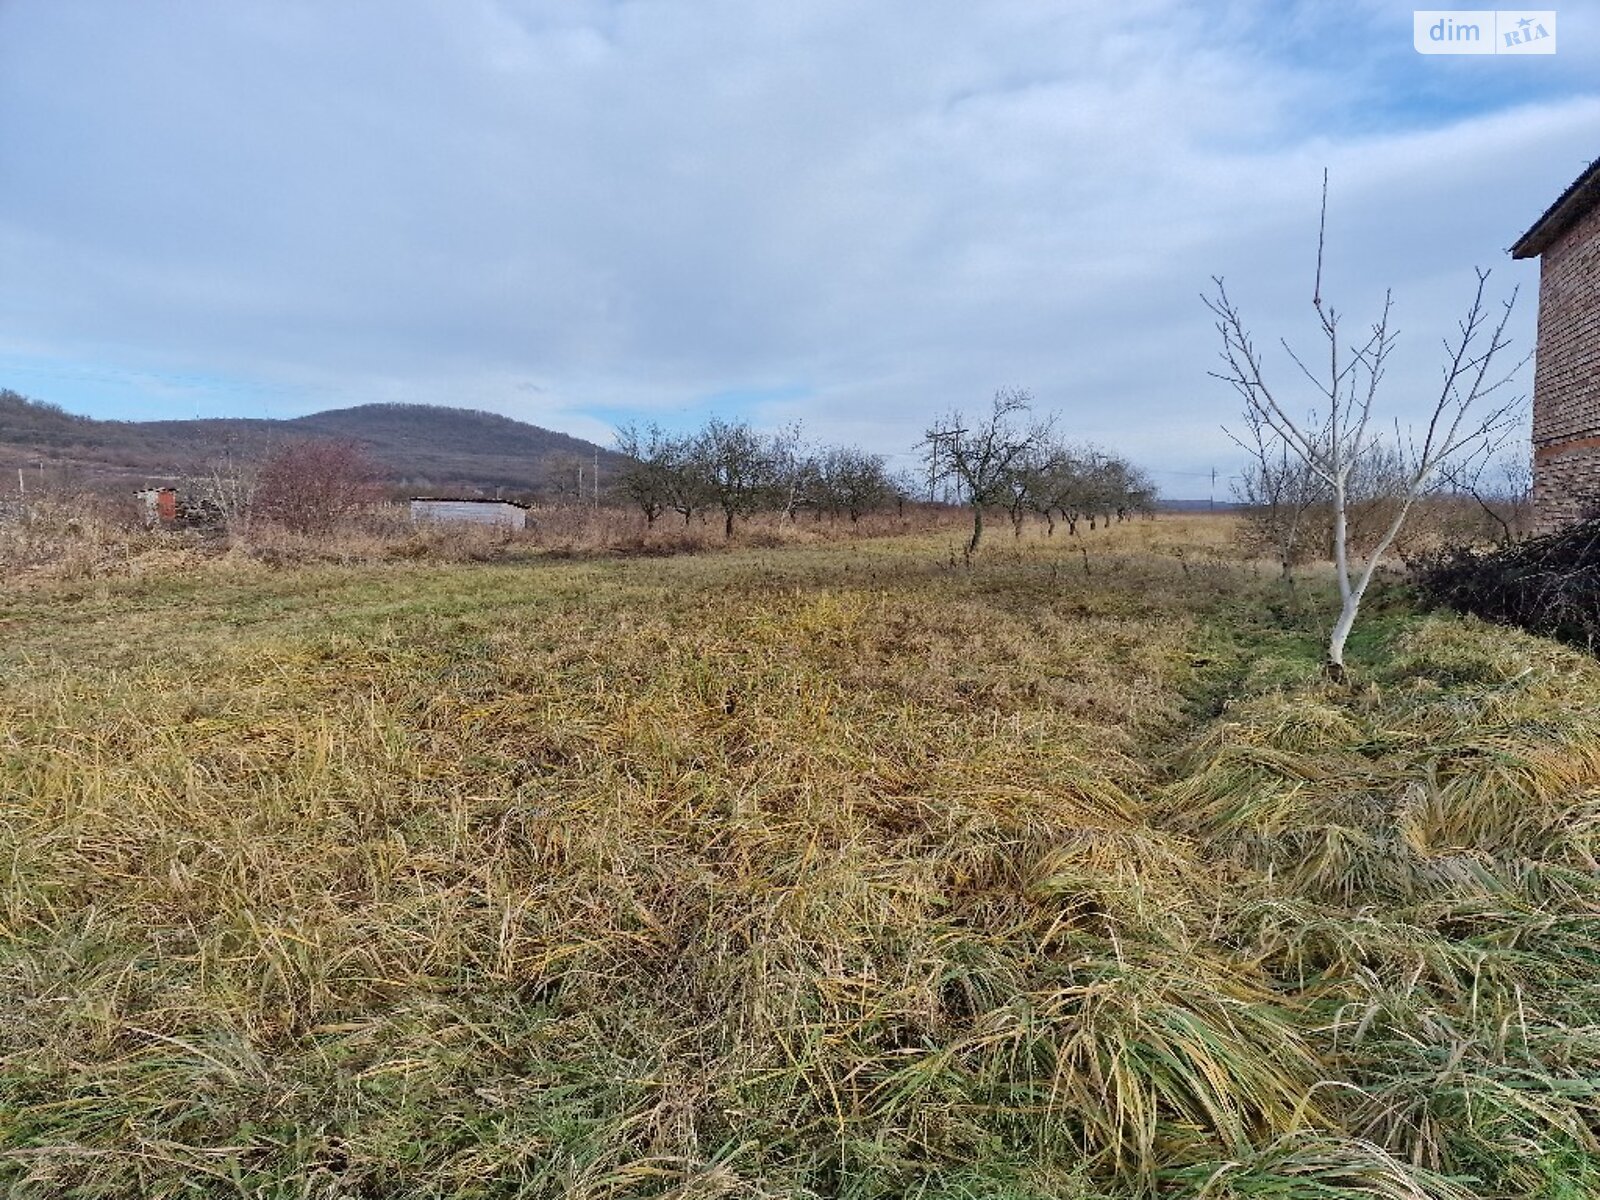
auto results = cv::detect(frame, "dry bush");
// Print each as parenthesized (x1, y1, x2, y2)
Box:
(253, 438, 381, 534)
(1234, 494, 1517, 576)
(1412, 518, 1600, 649)
(0, 492, 1049, 580)
(0, 493, 201, 584)
(1388, 493, 1526, 557)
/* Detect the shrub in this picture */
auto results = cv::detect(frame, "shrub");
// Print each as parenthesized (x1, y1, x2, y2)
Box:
(1411, 521, 1600, 650)
(253, 438, 381, 534)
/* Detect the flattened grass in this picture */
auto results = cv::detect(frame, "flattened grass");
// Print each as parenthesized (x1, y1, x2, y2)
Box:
(1167, 618, 1600, 1197)
(2, 519, 1597, 1197)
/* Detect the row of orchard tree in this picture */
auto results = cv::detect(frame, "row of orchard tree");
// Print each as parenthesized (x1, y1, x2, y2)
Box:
(921, 388, 1155, 552)
(613, 419, 900, 536)
(155, 390, 1155, 548)
(613, 388, 1156, 550)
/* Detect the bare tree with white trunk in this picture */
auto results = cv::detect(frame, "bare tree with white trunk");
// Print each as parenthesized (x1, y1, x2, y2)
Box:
(1205, 176, 1524, 678)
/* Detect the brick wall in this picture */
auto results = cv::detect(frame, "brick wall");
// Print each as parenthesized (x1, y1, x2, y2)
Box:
(1533, 200, 1600, 532)
(1534, 443, 1600, 529)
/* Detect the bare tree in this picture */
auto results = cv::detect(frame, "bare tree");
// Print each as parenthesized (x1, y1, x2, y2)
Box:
(1078, 450, 1122, 531)
(923, 389, 1052, 554)
(614, 422, 677, 528)
(816, 445, 891, 522)
(889, 469, 922, 519)
(1003, 440, 1156, 537)
(254, 439, 380, 534)
(659, 438, 711, 527)
(1093, 455, 1156, 524)
(1230, 405, 1325, 582)
(693, 417, 776, 538)
(1010, 441, 1055, 535)
(1500, 445, 1534, 535)
(1021, 446, 1068, 536)
(1206, 175, 1524, 677)
(184, 447, 261, 533)
(1004, 441, 1062, 537)
(541, 452, 591, 506)
(1437, 419, 1531, 547)
(1054, 446, 1102, 536)
(1035, 445, 1152, 534)
(768, 423, 814, 522)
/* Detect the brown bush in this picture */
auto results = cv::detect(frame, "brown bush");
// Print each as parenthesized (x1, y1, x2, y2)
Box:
(253, 439, 380, 534)
(0, 493, 195, 583)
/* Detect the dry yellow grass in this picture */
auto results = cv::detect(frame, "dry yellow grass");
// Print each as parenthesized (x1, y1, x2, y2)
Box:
(1, 517, 1593, 1198)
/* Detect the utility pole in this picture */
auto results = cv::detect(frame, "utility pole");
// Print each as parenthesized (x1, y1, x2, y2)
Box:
(593, 449, 599, 510)
(1209, 467, 1217, 513)
(923, 425, 968, 505)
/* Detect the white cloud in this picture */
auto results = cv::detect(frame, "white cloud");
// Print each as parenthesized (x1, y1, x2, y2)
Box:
(0, 0, 1593, 493)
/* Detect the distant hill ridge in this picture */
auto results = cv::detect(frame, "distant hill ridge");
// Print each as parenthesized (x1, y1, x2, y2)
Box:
(0, 391, 622, 495)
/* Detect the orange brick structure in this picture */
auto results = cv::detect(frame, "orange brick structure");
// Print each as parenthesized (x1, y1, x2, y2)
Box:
(1512, 157, 1600, 532)
(134, 486, 178, 526)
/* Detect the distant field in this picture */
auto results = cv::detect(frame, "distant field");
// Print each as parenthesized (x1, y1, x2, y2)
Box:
(3, 517, 1598, 1198)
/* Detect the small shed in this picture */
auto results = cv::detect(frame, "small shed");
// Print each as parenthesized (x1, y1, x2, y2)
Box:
(135, 487, 178, 526)
(409, 497, 530, 529)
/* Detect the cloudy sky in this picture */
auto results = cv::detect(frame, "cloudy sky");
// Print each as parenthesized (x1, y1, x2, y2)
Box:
(1, 2, 1595, 496)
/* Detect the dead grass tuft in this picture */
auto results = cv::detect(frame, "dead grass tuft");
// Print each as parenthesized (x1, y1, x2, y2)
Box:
(3, 517, 1596, 1196)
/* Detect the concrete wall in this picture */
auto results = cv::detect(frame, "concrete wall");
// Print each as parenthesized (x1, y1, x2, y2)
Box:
(409, 499, 528, 529)
(1533, 200, 1600, 532)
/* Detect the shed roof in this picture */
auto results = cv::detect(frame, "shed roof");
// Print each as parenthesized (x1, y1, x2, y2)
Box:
(409, 496, 532, 510)
(1511, 155, 1600, 259)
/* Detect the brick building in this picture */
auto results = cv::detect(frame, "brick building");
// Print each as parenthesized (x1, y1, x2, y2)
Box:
(1512, 156, 1600, 531)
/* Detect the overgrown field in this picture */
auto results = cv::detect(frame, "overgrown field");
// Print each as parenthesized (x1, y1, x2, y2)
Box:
(2, 518, 1598, 1198)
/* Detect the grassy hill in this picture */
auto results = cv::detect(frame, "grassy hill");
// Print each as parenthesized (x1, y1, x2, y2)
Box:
(3, 518, 1598, 1198)
(0, 389, 622, 496)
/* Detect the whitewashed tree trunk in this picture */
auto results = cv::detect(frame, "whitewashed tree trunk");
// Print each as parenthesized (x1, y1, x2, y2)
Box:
(1206, 173, 1523, 680)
